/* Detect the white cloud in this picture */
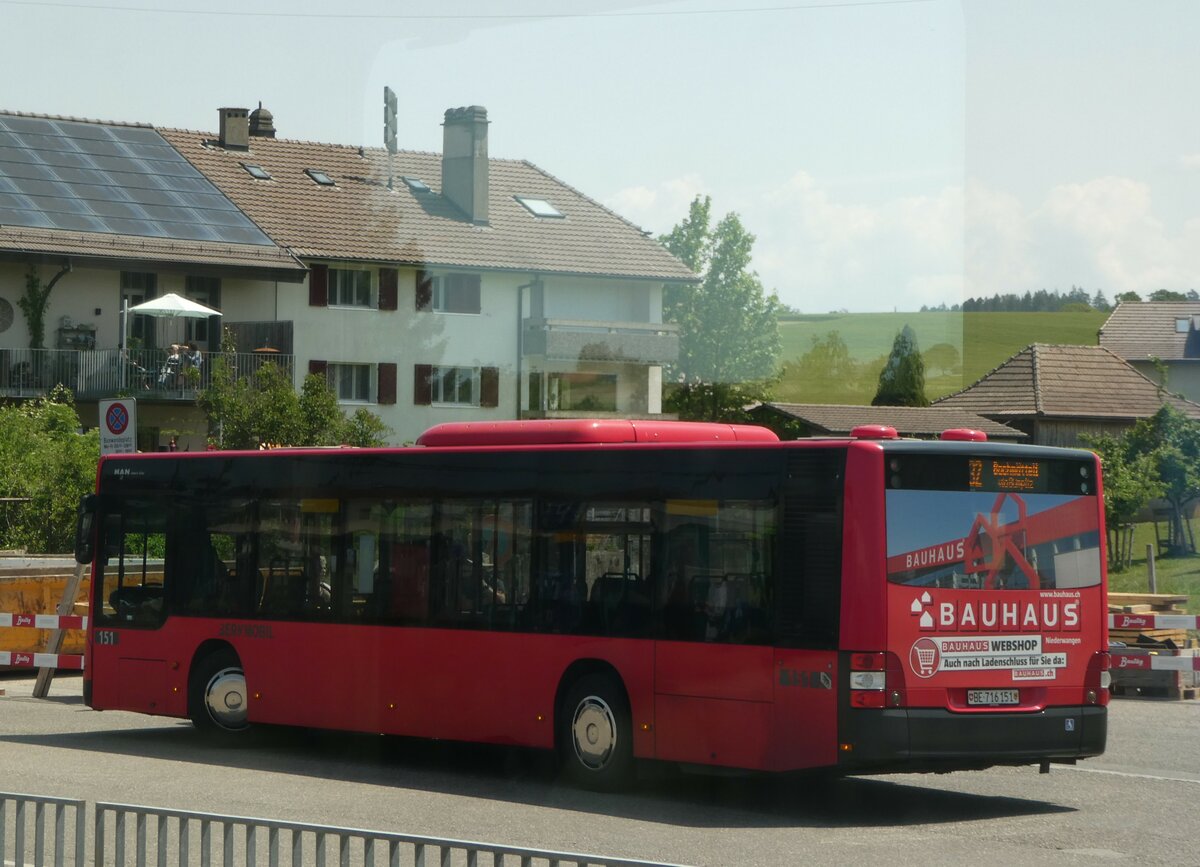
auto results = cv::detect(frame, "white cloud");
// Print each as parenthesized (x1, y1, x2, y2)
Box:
(1181, 153, 1200, 170)
(755, 173, 964, 312)
(603, 174, 707, 236)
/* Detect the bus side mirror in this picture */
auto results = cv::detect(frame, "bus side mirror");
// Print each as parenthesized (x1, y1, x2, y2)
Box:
(75, 494, 98, 565)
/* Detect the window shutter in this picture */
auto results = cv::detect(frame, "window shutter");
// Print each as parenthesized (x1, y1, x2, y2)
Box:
(415, 270, 432, 310)
(308, 359, 327, 377)
(308, 264, 328, 307)
(413, 364, 432, 405)
(377, 362, 397, 405)
(379, 268, 398, 311)
(480, 366, 499, 408)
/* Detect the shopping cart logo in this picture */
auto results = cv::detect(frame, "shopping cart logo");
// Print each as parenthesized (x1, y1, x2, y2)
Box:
(909, 638, 940, 678)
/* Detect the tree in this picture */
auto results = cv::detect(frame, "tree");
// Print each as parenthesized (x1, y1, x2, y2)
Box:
(1120, 406, 1200, 554)
(200, 331, 390, 448)
(1115, 291, 1142, 303)
(0, 386, 99, 552)
(1081, 431, 1162, 567)
(18, 263, 72, 349)
(659, 196, 784, 421)
(775, 331, 863, 403)
(1091, 290, 1110, 312)
(1149, 289, 1188, 302)
(922, 342, 961, 377)
(871, 324, 929, 406)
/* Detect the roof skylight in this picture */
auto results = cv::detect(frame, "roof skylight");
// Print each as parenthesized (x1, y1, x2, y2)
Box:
(402, 176, 431, 194)
(306, 169, 335, 186)
(242, 163, 271, 180)
(514, 196, 564, 218)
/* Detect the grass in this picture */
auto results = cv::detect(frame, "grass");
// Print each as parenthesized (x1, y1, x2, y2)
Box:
(777, 310, 1109, 403)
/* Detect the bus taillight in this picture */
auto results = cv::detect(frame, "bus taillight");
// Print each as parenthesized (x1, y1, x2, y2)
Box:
(849, 652, 888, 708)
(1086, 651, 1111, 706)
(849, 652, 906, 708)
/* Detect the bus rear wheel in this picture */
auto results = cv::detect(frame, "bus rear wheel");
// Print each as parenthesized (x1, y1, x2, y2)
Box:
(189, 649, 249, 734)
(559, 673, 633, 790)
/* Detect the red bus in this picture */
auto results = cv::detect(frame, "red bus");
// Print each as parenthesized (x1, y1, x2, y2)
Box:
(75, 419, 1108, 787)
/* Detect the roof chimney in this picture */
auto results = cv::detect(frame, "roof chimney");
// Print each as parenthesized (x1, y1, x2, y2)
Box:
(218, 107, 250, 150)
(441, 106, 489, 224)
(249, 102, 276, 138)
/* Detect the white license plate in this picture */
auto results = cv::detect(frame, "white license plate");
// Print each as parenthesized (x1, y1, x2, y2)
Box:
(967, 689, 1019, 706)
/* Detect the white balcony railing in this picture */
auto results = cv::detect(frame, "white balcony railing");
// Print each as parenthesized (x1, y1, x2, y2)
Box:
(522, 319, 679, 365)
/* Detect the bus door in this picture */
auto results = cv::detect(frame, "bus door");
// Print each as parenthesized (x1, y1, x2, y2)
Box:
(89, 499, 170, 715)
(653, 499, 784, 771)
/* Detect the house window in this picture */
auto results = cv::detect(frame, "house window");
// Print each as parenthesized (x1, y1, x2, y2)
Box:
(1176, 318, 1190, 333)
(184, 275, 220, 347)
(329, 269, 372, 307)
(548, 372, 618, 412)
(432, 366, 479, 405)
(417, 272, 481, 314)
(328, 363, 372, 402)
(121, 271, 157, 350)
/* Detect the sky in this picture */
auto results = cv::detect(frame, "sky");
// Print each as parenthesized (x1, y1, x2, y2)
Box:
(3, 0, 1199, 313)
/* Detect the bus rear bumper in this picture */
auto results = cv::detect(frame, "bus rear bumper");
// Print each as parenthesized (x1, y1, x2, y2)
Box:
(837, 705, 1107, 774)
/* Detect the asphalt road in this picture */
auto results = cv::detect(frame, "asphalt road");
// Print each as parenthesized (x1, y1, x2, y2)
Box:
(1, 674, 1197, 866)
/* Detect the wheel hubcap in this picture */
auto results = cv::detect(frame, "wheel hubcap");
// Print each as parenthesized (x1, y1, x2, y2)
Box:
(205, 667, 248, 730)
(572, 696, 616, 770)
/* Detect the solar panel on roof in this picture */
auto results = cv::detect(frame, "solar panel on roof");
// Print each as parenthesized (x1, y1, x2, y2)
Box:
(0, 114, 273, 246)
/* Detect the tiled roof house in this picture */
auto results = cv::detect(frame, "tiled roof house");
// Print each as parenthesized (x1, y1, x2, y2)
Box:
(748, 402, 1026, 442)
(0, 104, 691, 446)
(1098, 301, 1200, 403)
(933, 343, 1200, 446)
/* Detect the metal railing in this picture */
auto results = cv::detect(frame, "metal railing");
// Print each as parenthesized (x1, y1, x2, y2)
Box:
(2, 793, 687, 867)
(0, 791, 86, 867)
(0, 348, 295, 402)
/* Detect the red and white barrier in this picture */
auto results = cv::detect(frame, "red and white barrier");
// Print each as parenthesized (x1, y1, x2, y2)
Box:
(1110, 648, 1200, 672)
(0, 612, 88, 670)
(1109, 613, 1200, 630)
(0, 651, 84, 669)
(0, 613, 88, 630)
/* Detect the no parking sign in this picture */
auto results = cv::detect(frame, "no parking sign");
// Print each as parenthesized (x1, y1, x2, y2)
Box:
(99, 398, 137, 455)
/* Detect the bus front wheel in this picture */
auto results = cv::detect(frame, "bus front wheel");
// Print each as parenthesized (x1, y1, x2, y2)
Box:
(189, 649, 249, 734)
(559, 673, 633, 790)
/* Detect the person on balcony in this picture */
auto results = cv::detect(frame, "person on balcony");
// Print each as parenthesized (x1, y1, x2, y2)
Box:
(184, 342, 203, 372)
(159, 344, 182, 387)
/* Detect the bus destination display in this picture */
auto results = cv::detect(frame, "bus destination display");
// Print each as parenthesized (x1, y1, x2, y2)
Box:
(969, 459, 1041, 492)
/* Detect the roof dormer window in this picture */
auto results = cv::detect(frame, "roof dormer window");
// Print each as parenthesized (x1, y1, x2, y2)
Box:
(306, 169, 335, 186)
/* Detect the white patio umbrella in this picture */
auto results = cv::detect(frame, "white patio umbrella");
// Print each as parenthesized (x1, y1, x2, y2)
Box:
(127, 293, 222, 319)
(123, 293, 222, 351)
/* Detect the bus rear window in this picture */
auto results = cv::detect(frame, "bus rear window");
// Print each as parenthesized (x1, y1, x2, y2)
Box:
(885, 460, 1102, 590)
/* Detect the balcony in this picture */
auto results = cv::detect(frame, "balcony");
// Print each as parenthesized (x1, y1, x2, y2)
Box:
(0, 348, 295, 402)
(522, 319, 679, 366)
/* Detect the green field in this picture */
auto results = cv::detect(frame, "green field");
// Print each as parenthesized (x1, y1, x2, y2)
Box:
(776, 310, 1108, 404)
